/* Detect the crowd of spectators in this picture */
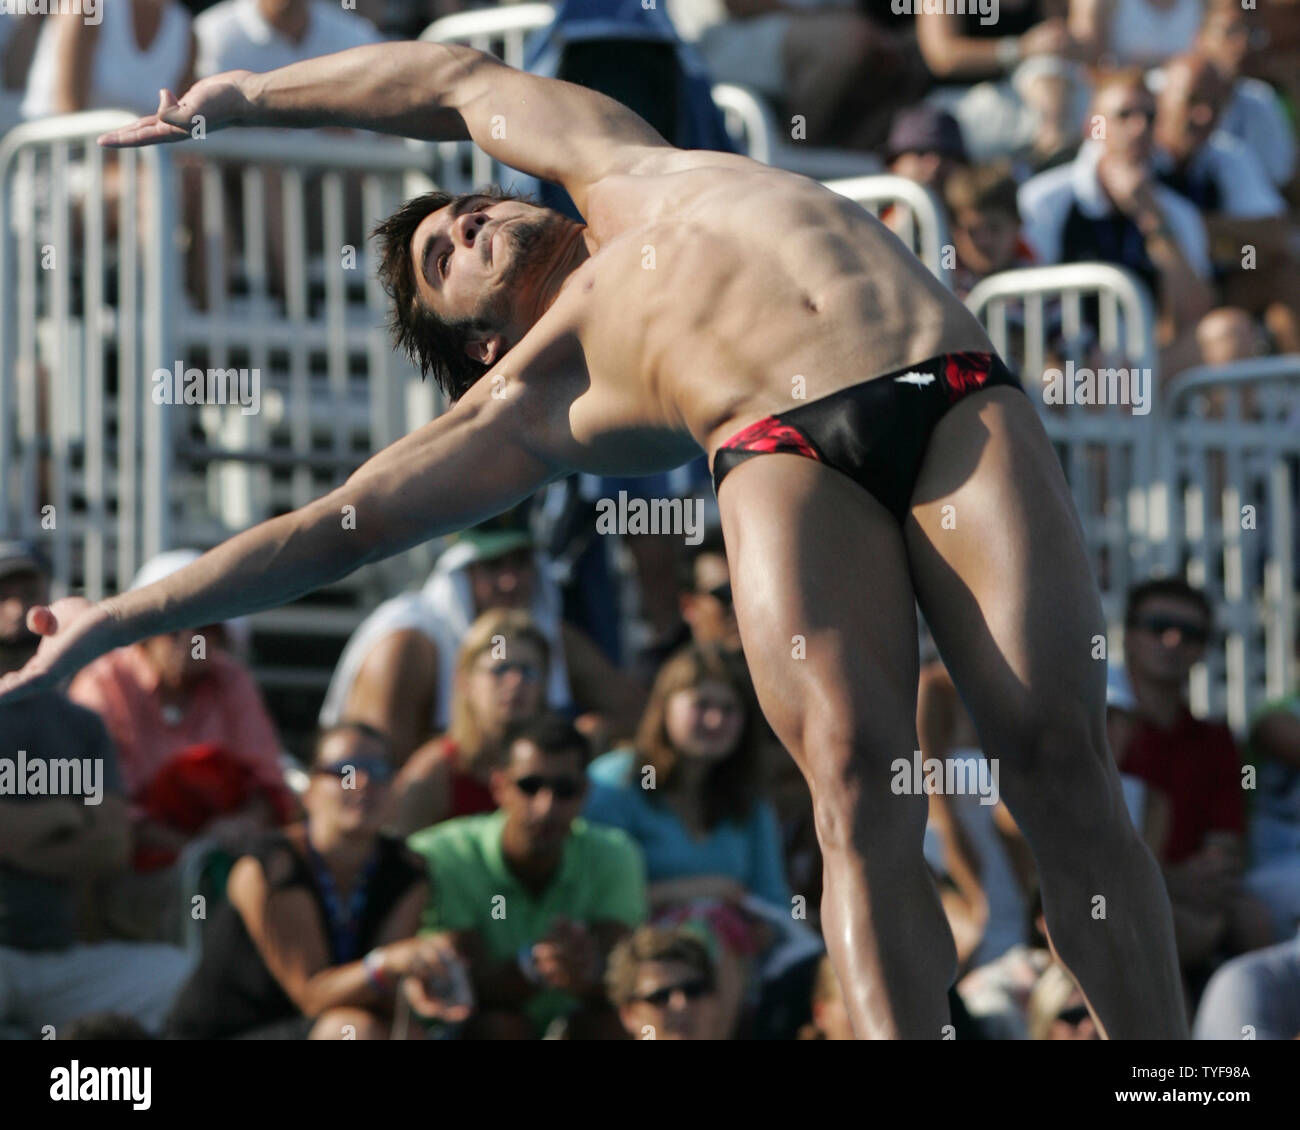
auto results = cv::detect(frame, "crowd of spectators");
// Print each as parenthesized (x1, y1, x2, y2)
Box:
(1, 0, 1297, 1040)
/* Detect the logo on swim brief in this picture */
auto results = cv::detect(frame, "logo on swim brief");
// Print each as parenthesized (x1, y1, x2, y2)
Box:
(894, 371, 936, 387)
(942, 352, 994, 403)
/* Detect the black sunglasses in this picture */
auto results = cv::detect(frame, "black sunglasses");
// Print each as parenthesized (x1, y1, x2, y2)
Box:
(1133, 615, 1210, 645)
(1056, 1004, 1091, 1026)
(314, 757, 394, 784)
(513, 774, 583, 799)
(635, 977, 714, 1006)
(702, 581, 732, 605)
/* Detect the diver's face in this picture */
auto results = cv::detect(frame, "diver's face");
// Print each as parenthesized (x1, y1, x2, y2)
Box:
(410, 195, 563, 331)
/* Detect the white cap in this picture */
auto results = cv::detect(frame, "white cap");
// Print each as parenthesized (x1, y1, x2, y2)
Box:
(130, 549, 252, 656)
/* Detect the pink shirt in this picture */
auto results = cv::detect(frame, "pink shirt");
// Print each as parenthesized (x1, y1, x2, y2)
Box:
(69, 644, 284, 802)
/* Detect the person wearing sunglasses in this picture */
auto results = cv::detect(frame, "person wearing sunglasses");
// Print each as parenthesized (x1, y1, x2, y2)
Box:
(388, 608, 552, 836)
(408, 713, 646, 1039)
(167, 721, 471, 1039)
(1018, 70, 1218, 377)
(606, 925, 717, 1041)
(1120, 578, 1271, 977)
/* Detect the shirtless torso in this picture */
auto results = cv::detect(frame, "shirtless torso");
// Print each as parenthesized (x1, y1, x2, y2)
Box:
(528, 155, 992, 474)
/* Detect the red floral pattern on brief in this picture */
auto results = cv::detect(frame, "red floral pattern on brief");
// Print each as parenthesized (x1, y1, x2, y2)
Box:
(942, 352, 995, 403)
(717, 415, 821, 460)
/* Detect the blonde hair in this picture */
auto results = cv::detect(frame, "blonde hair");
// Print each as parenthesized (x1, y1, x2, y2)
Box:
(1027, 963, 1084, 1040)
(447, 608, 550, 764)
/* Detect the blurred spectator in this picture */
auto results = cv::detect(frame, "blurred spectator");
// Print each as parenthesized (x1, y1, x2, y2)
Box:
(584, 643, 795, 1038)
(665, 0, 920, 150)
(917, 659, 1020, 970)
(1, 12, 43, 104)
(320, 524, 642, 766)
(1106, 664, 1171, 857)
(194, 0, 383, 76)
(167, 722, 462, 1039)
(918, 0, 1077, 81)
(68, 549, 291, 940)
(641, 524, 740, 673)
(1152, 52, 1299, 355)
(69, 550, 288, 870)
(408, 714, 645, 1039)
(885, 104, 969, 197)
(1241, 650, 1300, 942)
(1017, 70, 1217, 374)
(1195, 306, 1267, 367)
(1192, 931, 1300, 1039)
(1180, 0, 1295, 189)
(387, 608, 551, 836)
(1119, 578, 1272, 974)
(0, 540, 191, 1039)
(943, 162, 1035, 299)
(1069, 0, 1204, 69)
(958, 890, 1054, 1039)
(606, 924, 718, 1040)
(1026, 962, 1099, 1039)
(22, 1, 194, 120)
(797, 954, 854, 1040)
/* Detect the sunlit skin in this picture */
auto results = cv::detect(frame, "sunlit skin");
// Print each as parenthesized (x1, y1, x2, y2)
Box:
(4, 40, 1188, 1038)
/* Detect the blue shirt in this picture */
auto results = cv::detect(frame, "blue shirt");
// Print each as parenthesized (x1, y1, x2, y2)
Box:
(583, 749, 791, 909)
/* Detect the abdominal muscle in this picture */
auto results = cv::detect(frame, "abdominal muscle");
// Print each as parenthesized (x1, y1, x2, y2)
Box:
(559, 164, 994, 468)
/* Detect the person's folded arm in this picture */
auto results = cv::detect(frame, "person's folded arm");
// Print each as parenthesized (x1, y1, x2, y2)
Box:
(2, 794, 131, 879)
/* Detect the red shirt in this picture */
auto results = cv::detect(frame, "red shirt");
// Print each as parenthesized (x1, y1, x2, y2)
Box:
(437, 738, 497, 820)
(1122, 707, 1245, 864)
(68, 644, 285, 803)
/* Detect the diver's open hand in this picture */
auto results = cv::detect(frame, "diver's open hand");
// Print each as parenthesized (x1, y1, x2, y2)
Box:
(0, 597, 120, 704)
(98, 73, 257, 148)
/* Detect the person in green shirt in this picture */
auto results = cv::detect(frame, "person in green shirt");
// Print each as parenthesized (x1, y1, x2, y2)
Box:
(408, 714, 646, 1038)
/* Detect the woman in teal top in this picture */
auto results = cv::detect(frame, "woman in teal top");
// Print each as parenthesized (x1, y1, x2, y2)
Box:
(583, 643, 793, 1036)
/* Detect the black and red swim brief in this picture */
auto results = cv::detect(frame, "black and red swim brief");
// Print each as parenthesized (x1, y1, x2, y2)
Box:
(710, 351, 1025, 525)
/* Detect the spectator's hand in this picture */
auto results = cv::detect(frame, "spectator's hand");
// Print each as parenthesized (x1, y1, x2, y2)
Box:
(98, 73, 257, 149)
(532, 917, 602, 994)
(1096, 154, 1158, 219)
(399, 938, 474, 1023)
(0, 597, 119, 706)
(1017, 20, 1074, 60)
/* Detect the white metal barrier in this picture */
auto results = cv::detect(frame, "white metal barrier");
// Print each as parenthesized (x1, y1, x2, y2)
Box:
(419, 3, 556, 194)
(420, 6, 881, 188)
(0, 111, 173, 598)
(1160, 356, 1300, 730)
(824, 173, 952, 285)
(0, 112, 447, 697)
(966, 263, 1161, 632)
(710, 83, 883, 180)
